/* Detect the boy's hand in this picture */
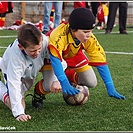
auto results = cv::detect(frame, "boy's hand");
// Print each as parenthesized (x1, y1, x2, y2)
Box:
(50, 81, 62, 93)
(16, 114, 31, 122)
(61, 79, 80, 95)
(63, 85, 79, 95)
(107, 89, 125, 100)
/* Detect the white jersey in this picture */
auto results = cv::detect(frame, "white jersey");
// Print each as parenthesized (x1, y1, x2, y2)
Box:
(1, 34, 49, 117)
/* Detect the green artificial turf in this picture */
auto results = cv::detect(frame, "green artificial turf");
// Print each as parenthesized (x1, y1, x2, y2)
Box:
(0, 25, 132, 131)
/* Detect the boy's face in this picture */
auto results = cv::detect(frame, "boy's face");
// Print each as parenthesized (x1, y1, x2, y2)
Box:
(74, 29, 93, 43)
(19, 43, 42, 59)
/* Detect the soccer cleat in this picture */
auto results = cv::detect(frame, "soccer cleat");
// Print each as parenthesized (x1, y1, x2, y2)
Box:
(32, 89, 46, 109)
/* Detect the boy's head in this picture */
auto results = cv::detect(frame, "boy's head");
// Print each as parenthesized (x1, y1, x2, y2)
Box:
(18, 23, 42, 48)
(18, 23, 43, 59)
(68, 7, 96, 30)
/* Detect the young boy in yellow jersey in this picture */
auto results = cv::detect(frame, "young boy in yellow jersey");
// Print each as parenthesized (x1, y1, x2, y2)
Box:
(47, 7, 125, 99)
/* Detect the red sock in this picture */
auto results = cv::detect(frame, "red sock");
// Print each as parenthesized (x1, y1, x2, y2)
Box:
(65, 69, 78, 84)
(35, 79, 50, 95)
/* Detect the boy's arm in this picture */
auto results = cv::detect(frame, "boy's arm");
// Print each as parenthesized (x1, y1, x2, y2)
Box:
(50, 53, 79, 95)
(7, 59, 26, 118)
(96, 65, 125, 99)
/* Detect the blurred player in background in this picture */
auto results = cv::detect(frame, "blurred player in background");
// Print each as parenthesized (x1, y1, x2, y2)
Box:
(0, 1, 14, 29)
(42, 2, 63, 34)
(96, 2, 109, 30)
(105, 2, 128, 34)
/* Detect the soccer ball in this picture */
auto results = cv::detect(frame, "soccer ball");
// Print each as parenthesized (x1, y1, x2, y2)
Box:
(63, 84, 89, 106)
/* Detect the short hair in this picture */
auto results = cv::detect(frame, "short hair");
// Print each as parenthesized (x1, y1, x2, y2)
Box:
(18, 23, 42, 48)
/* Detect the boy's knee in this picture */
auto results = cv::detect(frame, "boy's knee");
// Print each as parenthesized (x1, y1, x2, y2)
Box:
(88, 80, 97, 88)
(79, 78, 97, 88)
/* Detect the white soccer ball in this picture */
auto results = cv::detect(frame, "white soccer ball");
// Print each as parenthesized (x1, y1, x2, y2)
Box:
(63, 84, 89, 106)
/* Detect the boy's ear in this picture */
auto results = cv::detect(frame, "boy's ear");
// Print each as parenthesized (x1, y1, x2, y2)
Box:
(18, 44, 24, 50)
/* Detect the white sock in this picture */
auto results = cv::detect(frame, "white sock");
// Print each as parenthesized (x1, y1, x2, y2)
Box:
(0, 81, 9, 103)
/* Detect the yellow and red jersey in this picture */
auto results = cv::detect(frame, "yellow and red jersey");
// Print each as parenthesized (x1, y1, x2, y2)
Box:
(97, 3, 109, 22)
(48, 23, 107, 69)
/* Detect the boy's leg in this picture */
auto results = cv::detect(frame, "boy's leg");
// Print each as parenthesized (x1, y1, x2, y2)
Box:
(65, 69, 78, 84)
(0, 80, 11, 110)
(32, 79, 48, 109)
(32, 68, 57, 108)
(34, 79, 50, 95)
(78, 68, 97, 88)
(65, 68, 97, 88)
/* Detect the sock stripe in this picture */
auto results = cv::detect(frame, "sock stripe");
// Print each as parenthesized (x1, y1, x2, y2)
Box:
(35, 80, 50, 95)
(3, 92, 9, 103)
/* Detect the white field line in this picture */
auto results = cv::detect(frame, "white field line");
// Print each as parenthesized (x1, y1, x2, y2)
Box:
(93, 30, 133, 34)
(0, 35, 17, 38)
(0, 30, 132, 38)
(0, 46, 7, 48)
(0, 30, 132, 39)
(0, 46, 132, 55)
(105, 51, 133, 55)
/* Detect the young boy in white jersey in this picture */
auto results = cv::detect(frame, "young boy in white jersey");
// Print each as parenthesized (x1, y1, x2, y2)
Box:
(0, 23, 62, 122)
